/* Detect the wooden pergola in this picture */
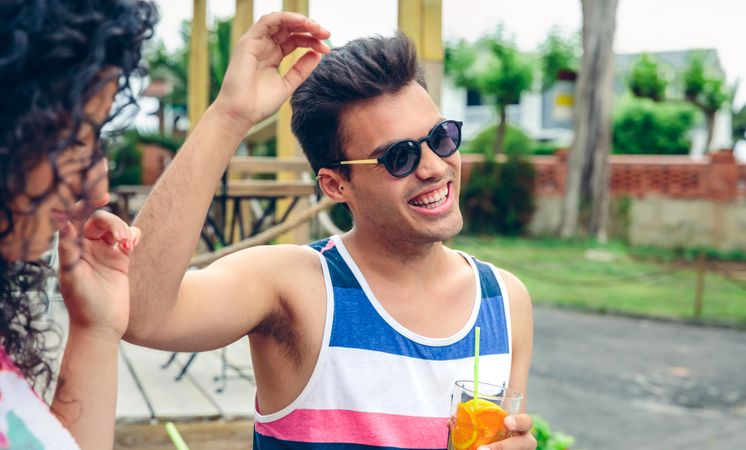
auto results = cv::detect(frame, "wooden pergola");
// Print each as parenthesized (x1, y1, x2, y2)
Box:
(187, 0, 444, 243)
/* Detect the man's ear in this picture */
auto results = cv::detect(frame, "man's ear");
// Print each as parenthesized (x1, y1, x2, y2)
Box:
(316, 168, 348, 203)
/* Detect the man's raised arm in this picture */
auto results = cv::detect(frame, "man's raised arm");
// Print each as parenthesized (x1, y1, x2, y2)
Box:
(125, 13, 330, 349)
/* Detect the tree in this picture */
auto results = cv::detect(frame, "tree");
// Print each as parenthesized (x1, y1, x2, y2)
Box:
(628, 53, 667, 102)
(559, 0, 619, 241)
(628, 51, 730, 153)
(682, 53, 730, 152)
(733, 103, 746, 142)
(539, 28, 580, 91)
(445, 30, 533, 156)
(145, 18, 233, 112)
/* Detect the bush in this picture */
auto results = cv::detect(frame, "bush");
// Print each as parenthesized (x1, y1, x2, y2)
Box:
(108, 130, 143, 186)
(137, 132, 184, 153)
(465, 123, 533, 158)
(531, 141, 560, 155)
(329, 203, 353, 232)
(461, 155, 535, 236)
(107, 130, 182, 186)
(532, 415, 575, 450)
(613, 96, 696, 155)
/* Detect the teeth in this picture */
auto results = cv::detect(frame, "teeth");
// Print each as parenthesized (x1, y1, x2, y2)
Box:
(409, 185, 449, 207)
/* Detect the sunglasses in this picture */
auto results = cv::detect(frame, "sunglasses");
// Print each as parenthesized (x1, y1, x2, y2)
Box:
(324, 119, 463, 178)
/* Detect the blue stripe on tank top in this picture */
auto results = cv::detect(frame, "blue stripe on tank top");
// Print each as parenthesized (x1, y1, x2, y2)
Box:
(309, 238, 509, 360)
(254, 431, 442, 450)
(328, 288, 507, 359)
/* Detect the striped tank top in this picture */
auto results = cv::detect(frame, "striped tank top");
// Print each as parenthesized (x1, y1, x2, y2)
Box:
(253, 235, 513, 450)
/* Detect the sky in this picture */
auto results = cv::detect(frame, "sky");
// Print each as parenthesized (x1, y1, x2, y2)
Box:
(151, 0, 746, 108)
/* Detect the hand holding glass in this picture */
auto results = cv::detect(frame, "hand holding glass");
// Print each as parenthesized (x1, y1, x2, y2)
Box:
(447, 381, 523, 450)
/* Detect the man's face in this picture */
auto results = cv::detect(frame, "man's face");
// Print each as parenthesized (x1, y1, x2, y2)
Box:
(339, 82, 464, 245)
(0, 78, 117, 261)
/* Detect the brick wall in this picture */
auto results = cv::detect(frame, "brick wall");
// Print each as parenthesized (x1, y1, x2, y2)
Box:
(462, 150, 745, 201)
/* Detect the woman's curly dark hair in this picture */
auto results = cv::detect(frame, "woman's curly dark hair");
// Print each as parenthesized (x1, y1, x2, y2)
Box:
(0, 0, 158, 392)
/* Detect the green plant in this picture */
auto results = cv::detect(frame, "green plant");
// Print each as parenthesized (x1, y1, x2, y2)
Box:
(628, 53, 667, 102)
(733, 103, 746, 142)
(627, 51, 731, 153)
(137, 132, 184, 153)
(465, 123, 533, 158)
(461, 156, 536, 236)
(107, 130, 183, 186)
(144, 17, 233, 110)
(613, 95, 696, 154)
(329, 203, 353, 232)
(531, 141, 560, 156)
(446, 28, 533, 155)
(531, 415, 575, 450)
(538, 28, 580, 91)
(108, 130, 142, 186)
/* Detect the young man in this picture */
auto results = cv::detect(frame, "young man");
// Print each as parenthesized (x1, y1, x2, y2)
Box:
(126, 14, 535, 450)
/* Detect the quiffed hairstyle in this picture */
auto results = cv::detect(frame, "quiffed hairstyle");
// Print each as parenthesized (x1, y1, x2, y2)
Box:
(290, 32, 427, 179)
(0, 0, 158, 391)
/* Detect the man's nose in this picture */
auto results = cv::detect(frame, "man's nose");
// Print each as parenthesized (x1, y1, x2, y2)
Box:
(414, 141, 448, 180)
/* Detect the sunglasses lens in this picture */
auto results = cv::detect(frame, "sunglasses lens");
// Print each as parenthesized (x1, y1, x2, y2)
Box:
(383, 141, 420, 177)
(430, 120, 461, 157)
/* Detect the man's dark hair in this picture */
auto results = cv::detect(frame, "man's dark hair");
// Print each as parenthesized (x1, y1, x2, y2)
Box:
(291, 32, 427, 179)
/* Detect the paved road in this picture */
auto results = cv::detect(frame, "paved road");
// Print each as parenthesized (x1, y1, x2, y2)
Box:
(528, 305, 746, 450)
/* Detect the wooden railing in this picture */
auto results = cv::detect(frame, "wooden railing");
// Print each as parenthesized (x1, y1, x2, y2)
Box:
(110, 156, 319, 250)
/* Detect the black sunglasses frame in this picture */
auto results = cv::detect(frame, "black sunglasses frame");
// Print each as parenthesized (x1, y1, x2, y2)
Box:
(324, 119, 463, 178)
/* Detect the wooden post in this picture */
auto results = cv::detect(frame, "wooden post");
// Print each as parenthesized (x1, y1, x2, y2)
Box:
(694, 251, 706, 319)
(275, 0, 310, 244)
(188, 0, 209, 132)
(226, 0, 254, 243)
(398, 0, 443, 107)
(231, 0, 254, 50)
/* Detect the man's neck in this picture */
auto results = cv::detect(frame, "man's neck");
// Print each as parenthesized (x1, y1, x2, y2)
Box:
(340, 227, 450, 282)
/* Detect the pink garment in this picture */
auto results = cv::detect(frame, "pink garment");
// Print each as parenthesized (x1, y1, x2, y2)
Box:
(0, 345, 79, 449)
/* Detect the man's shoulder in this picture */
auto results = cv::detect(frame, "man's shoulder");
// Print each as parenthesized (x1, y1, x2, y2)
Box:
(463, 255, 530, 310)
(210, 242, 322, 275)
(453, 251, 527, 293)
(492, 267, 532, 321)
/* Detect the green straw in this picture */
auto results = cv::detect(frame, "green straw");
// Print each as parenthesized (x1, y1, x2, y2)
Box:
(473, 326, 481, 402)
(165, 422, 190, 450)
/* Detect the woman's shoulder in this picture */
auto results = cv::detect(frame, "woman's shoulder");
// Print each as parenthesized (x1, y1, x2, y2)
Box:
(0, 344, 80, 450)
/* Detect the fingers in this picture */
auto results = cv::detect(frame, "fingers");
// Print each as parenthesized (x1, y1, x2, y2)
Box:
(480, 431, 537, 450)
(282, 50, 323, 93)
(278, 33, 330, 58)
(505, 414, 533, 433)
(83, 210, 135, 250)
(58, 221, 82, 271)
(478, 414, 537, 450)
(249, 12, 330, 42)
(121, 226, 142, 256)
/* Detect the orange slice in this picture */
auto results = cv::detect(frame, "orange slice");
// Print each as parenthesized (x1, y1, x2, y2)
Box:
(451, 402, 478, 449)
(472, 403, 509, 441)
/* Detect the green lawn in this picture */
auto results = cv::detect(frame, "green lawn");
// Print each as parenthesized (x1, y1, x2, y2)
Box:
(452, 235, 746, 327)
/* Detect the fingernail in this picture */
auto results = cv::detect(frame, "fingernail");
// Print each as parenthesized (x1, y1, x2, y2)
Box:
(505, 416, 516, 429)
(478, 446, 490, 450)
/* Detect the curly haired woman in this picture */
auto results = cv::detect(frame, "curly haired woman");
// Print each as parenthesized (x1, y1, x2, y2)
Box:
(0, 1, 157, 448)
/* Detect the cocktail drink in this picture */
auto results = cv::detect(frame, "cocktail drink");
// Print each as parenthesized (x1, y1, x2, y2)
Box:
(447, 381, 523, 450)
